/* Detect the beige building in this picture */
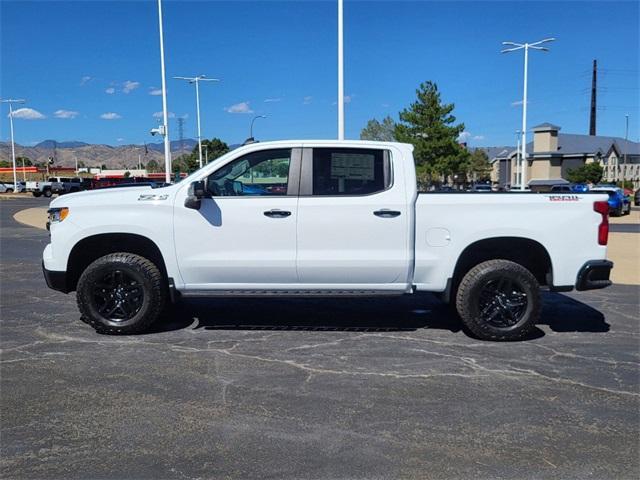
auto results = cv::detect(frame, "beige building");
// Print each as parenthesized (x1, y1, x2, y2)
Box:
(490, 123, 640, 189)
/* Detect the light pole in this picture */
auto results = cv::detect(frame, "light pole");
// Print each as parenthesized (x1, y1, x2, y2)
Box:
(249, 115, 267, 141)
(174, 75, 219, 169)
(502, 37, 555, 190)
(337, 0, 344, 140)
(624, 114, 629, 181)
(1, 98, 26, 190)
(156, 0, 171, 183)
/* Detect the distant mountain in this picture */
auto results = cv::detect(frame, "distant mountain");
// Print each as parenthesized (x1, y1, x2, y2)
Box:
(0, 138, 199, 169)
(147, 139, 198, 152)
(34, 140, 91, 149)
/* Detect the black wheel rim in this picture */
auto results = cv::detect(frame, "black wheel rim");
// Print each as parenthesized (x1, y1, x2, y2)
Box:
(92, 270, 144, 321)
(477, 277, 528, 328)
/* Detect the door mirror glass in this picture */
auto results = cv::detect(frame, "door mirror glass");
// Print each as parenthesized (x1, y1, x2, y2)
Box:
(185, 180, 206, 210)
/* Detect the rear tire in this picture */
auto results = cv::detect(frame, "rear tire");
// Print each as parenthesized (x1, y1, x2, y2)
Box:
(6, 188, 13, 194)
(43, 189, 52, 198)
(76, 253, 166, 334)
(456, 259, 541, 341)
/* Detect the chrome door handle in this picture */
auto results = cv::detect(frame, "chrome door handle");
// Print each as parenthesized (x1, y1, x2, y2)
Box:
(264, 209, 291, 218)
(374, 209, 401, 218)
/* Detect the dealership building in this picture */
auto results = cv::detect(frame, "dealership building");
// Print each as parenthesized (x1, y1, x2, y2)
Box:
(490, 123, 640, 189)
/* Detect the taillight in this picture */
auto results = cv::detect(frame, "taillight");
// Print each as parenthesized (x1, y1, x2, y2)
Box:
(594, 201, 609, 246)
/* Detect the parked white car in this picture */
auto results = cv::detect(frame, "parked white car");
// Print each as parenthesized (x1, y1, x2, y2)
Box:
(43, 140, 613, 340)
(0, 181, 25, 193)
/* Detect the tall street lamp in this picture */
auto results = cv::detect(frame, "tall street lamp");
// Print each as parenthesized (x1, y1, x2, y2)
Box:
(502, 37, 555, 190)
(337, 0, 344, 140)
(1, 98, 26, 190)
(248, 115, 267, 143)
(174, 75, 219, 169)
(156, 0, 171, 183)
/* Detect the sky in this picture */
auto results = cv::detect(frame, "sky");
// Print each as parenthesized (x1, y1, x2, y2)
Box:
(1, 0, 638, 148)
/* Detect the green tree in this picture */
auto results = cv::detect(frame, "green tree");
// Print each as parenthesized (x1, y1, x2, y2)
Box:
(566, 163, 603, 184)
(201, 138, 230, 163)
(466, 149, 492, 181)
(394, 81, 468, 184)
(360, 116, 396, 141)
(16, 156, 32, 166)
(145, 159, 160, 173)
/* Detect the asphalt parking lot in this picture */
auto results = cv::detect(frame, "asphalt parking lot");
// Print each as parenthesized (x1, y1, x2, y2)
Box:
(1, 196, 639, 480)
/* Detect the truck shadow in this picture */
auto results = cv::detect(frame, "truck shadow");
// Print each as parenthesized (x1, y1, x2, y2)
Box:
(153, 292, 609, 339)
(158, 294, 463, 334)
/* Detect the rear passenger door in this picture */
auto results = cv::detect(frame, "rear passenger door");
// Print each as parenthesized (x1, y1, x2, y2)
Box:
(296, 146, 411, 288)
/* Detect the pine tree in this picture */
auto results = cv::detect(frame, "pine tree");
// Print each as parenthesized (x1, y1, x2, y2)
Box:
(394, 81, 468, 184)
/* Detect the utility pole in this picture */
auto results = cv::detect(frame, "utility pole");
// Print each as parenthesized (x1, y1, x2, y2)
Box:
(623, 114, 629, 182)
(174, 75, 219, 169)
(589, 60, 597, 136)
(337, 0, 344, 140)
(156, 0, 171, 183)
(177, 117, 185, 156)
(501, 37, 555, 190)
(1, 99, 26, 190)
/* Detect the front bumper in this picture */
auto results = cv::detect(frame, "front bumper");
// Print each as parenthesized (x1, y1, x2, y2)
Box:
(576, 260, 613, 291)
(42, 261, 70, 293)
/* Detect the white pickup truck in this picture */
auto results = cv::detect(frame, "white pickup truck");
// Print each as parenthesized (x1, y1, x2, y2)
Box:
(43, 140, 613, 340)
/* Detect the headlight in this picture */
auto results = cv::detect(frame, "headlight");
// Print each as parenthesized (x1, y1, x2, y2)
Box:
(47, 207, 69, 224)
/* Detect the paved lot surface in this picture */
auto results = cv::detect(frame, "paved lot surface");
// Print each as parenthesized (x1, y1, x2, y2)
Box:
(1, 197, 639, 480)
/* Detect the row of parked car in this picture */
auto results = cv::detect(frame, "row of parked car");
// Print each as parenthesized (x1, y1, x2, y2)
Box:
(0, 176, 170, 196)
(549, 184, 635, 216)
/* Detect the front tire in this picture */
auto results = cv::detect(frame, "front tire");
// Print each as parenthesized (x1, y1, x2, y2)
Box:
(6, 188, 13, 194)
(76, 253, 166, 334)
(456, 259, 541, 341)
(32, 191, 42, 197)
(43, 189, 52, 198)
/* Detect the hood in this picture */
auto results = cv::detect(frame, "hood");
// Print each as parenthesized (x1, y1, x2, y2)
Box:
(49, 184, 175, 208)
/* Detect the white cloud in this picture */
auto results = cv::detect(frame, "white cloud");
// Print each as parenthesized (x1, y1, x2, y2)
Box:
(116, 138, 125, 142)
(149, 87, 162, 96)
(381, 103, 390, 108)
(473, 135, 485, 141)
(224, 102, 253, 114)
(264, 98, 282, 103)
(80, 76, 92, 86)
(105, 87, 115, 94)
(511, 100, 528, 107)
(100, 112, 122, 120)
(153, 111, 176, 119)
(332, 95, 353, 106)
(54, 109, 79, 119)
(122, 80, 140, 94)
(458, 131, 472, 142)
(303, 96, 313, 105)
(10, 108, 46, 120)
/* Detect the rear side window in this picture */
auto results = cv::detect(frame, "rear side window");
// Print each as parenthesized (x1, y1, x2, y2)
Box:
(312, 148, 390, 196)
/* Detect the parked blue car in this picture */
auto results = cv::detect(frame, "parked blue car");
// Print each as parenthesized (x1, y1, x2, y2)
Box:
(591, 186, 631, 216)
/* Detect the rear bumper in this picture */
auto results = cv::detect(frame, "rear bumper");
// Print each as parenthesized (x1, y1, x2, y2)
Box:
(42, 261, 70, 293)
(576, 260, 613, 291)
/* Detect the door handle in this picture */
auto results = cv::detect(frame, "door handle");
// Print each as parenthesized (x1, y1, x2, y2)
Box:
(264, 209, 292, 218)
(374, 209, 401, 218)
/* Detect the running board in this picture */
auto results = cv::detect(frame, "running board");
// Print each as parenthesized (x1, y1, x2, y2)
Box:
(180, 289, 406, 298)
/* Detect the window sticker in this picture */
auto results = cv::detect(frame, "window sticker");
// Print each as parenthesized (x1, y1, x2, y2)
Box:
(330, 154, 375, 180)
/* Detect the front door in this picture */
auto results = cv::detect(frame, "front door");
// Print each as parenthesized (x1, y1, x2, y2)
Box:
(174, 148, 301, 289)
(296, 146, 411, 288)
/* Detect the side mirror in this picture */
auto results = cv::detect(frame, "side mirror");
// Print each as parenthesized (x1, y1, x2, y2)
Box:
(185, 180, 206, 210)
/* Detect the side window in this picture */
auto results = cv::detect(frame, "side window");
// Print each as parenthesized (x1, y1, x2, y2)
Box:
(312, 148, 390, 196)
(207, 149, 291, 197)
